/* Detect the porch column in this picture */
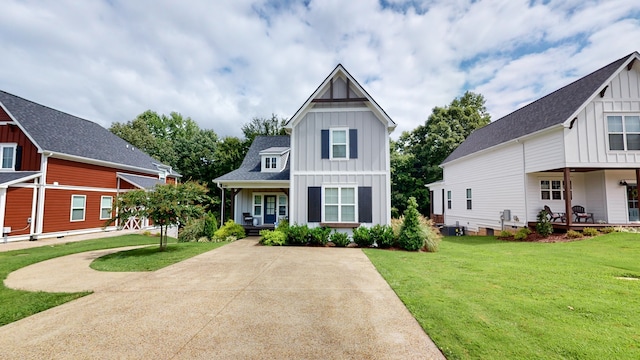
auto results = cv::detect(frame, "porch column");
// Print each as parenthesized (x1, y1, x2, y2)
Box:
(230, 189, 241, 223)
(564, 167, 572, 227)
(636, 168, 640, 191)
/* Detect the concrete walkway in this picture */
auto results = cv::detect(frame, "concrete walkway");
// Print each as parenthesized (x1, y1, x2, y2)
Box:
(0, 239, 445, 359)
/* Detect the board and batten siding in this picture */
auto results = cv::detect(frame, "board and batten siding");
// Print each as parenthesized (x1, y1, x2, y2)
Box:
(291, 174, 387, 225)
(442, 142, 527, 231)
(565, 64, 640, 166)
(0, 122, 41, 171)
(292, 111, 387, 173)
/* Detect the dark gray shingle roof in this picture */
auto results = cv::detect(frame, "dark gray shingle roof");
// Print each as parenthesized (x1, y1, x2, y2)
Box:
(215, 136, 290, 182)
(443, 52, 637, 164)
(0, 90, 173, 174)
(0, 171, 40, 186)
(117, 173, 165, 189)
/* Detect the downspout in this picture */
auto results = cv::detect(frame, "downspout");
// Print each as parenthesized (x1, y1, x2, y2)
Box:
(35, 152, 51, 236)
(520, 139, 528, 227)
(217, 182, 224, 226)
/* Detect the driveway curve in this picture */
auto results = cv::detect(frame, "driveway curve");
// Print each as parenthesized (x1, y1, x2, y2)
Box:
(0, 239, 445, 359)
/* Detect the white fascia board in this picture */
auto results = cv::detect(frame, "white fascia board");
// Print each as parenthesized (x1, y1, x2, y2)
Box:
(562, 52, 640, 128)
(0, 102, 44, 152)
(0, 172, 42, 187)
(216, 180, 290, 189)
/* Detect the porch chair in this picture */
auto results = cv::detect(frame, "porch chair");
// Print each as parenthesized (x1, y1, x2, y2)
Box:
(571, 205, 594, 223)
(543, 205, 566, 222)
(242, 212, 254, 225)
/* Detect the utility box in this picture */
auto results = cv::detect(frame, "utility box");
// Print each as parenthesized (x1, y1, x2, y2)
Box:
(441, 226, 465, 236)
(502, 210, 511, 221)
(2, 227, 10, 236)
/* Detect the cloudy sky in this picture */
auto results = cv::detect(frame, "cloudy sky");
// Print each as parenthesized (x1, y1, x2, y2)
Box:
(1, 0, 639, 138)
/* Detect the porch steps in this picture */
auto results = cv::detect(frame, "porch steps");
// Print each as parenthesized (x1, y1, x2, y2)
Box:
(243, 225, 275, 237)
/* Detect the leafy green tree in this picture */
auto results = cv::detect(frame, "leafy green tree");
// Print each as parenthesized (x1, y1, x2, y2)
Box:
(107, 182, 209, 251)
(398, 197, 424, 251)
(391, 91, 490, 215)
(241, 114, 288, 145)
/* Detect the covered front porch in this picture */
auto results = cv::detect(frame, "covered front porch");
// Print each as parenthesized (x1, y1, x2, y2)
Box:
(217, 182, 289, 234)
(528, 167, 639, 230)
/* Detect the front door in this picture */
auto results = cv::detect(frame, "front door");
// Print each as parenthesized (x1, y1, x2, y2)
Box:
(264, 195, 277, 224)
(628, 185, 639, 222)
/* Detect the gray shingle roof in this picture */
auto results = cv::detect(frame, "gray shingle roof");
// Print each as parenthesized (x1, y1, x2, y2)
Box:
(0, 171, 40, 186)
(214, 136, 290, 182)
(443, 52, 637, 164)
(117, 173, 165, 189)
(0, 90, 174, 174)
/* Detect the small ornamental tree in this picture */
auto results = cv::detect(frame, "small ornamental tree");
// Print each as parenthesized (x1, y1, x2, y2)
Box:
(106, 182, 209, 251)
(398, 197, 425, 251)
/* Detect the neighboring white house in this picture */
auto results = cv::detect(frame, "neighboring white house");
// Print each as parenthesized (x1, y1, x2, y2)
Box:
(215, 64, 396, 231)
(428, 51, 640, 235)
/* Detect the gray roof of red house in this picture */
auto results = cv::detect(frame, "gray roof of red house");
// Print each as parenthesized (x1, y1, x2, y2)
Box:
(443, 52, 638, 164)
(214, 136, 290, 182)
(0, 90, 176, 175)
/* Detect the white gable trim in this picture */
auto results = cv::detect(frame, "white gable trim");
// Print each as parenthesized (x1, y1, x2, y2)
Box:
(562, 52, 640, 128)
(285, 64, 396, 132)
(0, 102, 44, 153)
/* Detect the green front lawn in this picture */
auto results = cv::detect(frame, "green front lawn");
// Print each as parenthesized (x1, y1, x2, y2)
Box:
(0, 235, 227, 327)
(365, 233, 640, 359)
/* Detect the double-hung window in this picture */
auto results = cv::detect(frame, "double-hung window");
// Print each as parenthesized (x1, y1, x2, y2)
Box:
(540, 180, 572, 200)
(100, 196, 113, 220)
(324, 186, 356, 222)
(466, 189, 472, 210)
(607, 115, 640, 151)
(447, 191, 451, 209)
(0, 144, 16, 170)
(70, 195, 86, 221)
(265, 157, 277, 169)
(330, 129, 348, 159)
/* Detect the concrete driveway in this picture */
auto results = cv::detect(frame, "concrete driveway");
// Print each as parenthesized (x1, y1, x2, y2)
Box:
(0, 238, 445, 359)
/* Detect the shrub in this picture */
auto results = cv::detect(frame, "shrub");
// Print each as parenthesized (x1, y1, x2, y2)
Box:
(390, 217, 403, 239)
(600, 227, 616, 234)
(213, 220, 245, 241)
(330, 231, 350, 247)
(398, 197, 425, 251)
(353, 226, 374, 247)
(370, 224, 395, 248)
(498, 230, 513, 239)
(259, 229, 287, 246)
(276, 219, 289, 233)
(536, 209, 553, 237)
(567, 230, 583, 239)
(582, 227, 599, 237)
(513, 227, 532, 241)
(287, 224, 309, 245)
(178, 218, 205, 242)
(417, 215, 442, 252)
(309, 226, 331, 246)
(203, 212, 218, 239)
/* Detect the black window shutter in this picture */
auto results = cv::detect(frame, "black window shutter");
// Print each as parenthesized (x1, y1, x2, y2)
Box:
(321, 130, 329, 159)
(14, 146, 22, 171)
(349, 129, 358, 159)
(308, 187, 322, 222)
(358, 187, 372, 223)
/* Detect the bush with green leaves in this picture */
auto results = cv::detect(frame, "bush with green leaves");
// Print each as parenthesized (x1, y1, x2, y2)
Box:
(213, 220, 245, 241)
(600, 227, 616, 234)
(309, 226, 331, 246)
(582, 227, 599, 237)
(536, 209, 553, 237)
(567, 229, 583, 239)
(203, 212, 218, 239)
(370, 224, 395, 248)
(353, 226, 373, 247)
(276, 219, 289, 233)
(498, 230, 513, 239)
(330, 231, 350, 247)
(178, 218, 205, 242)
(287, 224, 309, 245)
(259, 229, 287, 246)
(398, 197, 425, 251)
(513, 227, 532, 241)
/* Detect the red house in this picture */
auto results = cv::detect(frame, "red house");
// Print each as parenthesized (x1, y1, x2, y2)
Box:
(0, 90, 179, 242)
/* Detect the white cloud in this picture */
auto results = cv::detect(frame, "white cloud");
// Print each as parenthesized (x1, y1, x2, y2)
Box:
(0, 0, 639, 139)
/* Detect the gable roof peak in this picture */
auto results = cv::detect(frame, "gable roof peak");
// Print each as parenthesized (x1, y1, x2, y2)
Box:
(442, 51, 638, 164)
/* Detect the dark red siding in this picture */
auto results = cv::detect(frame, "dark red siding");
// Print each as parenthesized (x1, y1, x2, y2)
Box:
(0, 107, 11, 121)
(0, 112, 40, 171)
(5, 187, 35, 236)
(42, 189, 116, 233)
(47, 158, 158, 188)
